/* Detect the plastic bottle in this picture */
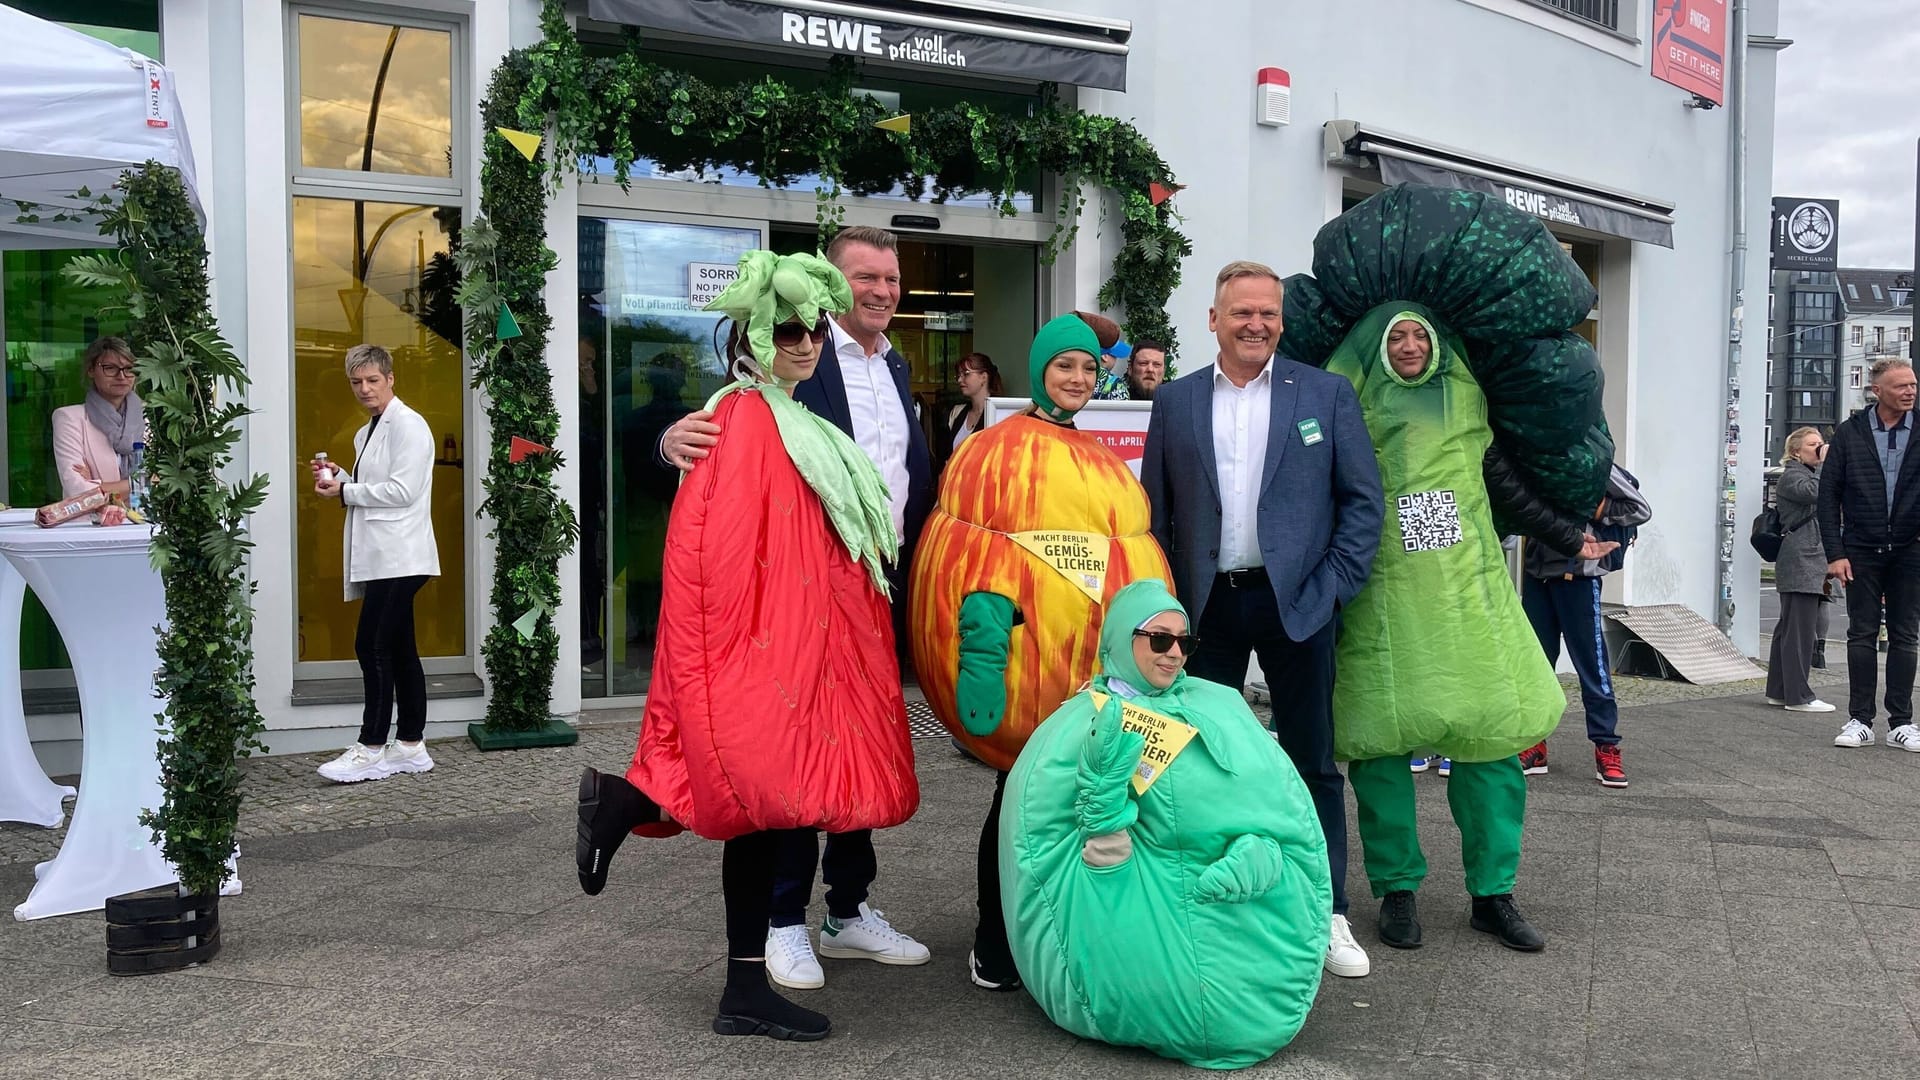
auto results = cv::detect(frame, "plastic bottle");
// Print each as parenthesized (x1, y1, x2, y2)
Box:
(128, 442, 147, 513)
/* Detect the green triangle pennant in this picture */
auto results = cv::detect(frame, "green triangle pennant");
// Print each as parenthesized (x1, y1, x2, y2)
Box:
(497, 304, 522, 340)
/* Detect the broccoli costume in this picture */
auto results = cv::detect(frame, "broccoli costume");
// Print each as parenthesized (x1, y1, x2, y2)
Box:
(1280, 185, 1598, 906)
(625, 250, 916, 841)
(1002, 580, 1331, 1070)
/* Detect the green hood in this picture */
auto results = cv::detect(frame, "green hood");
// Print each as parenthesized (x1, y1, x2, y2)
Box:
(702, 250, 851, 382)
(1029, 313, 1102, 420)
(1095, 578, 1187, 696)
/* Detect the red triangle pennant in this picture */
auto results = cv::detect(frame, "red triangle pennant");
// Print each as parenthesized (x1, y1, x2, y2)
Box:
(1149, 181, 1186, 206)
(509, 436, 550, 463)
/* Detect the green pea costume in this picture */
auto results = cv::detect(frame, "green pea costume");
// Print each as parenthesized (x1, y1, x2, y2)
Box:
(1280, 185, 1605, 911)
(1001, 580, 1331, 1070)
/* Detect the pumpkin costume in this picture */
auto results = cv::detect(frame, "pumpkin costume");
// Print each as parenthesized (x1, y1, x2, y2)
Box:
(908, 313, 1170, 987)
(574, 250, 916, 1044)
(1002, 580, 1331, 1070)
(1279, 184, 1606, 948)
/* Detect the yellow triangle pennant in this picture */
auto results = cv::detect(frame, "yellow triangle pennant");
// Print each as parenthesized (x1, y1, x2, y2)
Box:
(495, 126, 543, 162)
(1007, 530, 1109, 603)
(874, 114, 912, 134)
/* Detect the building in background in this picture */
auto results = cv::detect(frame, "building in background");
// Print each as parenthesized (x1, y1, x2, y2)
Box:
(1837, 267, 1914, 416)
(1766, 268, 1842, 458)
(3, 0, 1785, 766)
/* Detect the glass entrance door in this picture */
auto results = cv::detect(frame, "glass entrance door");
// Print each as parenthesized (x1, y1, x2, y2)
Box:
(579, 216, 763, 699)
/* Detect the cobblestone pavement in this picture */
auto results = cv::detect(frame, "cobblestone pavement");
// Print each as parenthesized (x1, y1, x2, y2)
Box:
(3, 670, 1918, 1078)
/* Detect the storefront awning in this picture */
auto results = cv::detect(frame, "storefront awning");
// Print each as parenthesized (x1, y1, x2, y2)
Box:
(1326, 120, 1675, 249)
(586, 0, 1131, 90)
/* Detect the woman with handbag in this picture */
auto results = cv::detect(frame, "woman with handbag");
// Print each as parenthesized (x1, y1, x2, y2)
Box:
(1766, 426, 1834, 713)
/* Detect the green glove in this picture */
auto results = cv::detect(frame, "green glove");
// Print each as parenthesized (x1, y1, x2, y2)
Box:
(1195, 834, 1285, 906)
(956, 591, 1018, 736)
(1076, 692, 1144, 837)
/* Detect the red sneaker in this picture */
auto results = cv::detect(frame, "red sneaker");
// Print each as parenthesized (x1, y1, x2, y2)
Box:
(1518, 742, 1549, 776)
(1594, 744, 1628, 788)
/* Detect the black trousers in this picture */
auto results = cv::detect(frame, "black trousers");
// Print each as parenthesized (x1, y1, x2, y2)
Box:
(355, 575, 429, 746)
(1186, 573, 1350, 917)
(723, 831, 782, 958)
(973, 770, 1012, 967)
(769, 829, 874, 927)
(1767, 591, 1824, 707)
(1844, 543, 1920, 727)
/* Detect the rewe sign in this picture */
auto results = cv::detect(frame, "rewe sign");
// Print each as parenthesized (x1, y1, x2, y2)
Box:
(780, 12, 969, 70)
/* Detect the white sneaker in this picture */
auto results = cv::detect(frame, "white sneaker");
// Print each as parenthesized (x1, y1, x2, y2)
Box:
(1765, 697, 1787, 707)
(816, 903, 931, 965)
(1834, 720, 1876, 748)
(766, 924, 824, 989)
(1324, 914, 1370, 978)
(1786, 700, 1836, 714)
(1889, 724, 1920, 752)
(383, 741, 435, 774)
(317, 744, 390, 783)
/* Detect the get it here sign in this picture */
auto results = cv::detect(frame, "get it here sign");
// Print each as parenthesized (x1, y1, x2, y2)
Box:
(1651, 0, 1727, 105)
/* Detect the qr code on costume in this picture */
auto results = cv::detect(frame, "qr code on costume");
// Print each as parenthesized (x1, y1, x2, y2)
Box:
(1397, 490, 1462, 553)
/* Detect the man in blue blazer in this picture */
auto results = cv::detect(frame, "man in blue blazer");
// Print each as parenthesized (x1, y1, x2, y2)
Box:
(657, 227, 934, 990)
(1141, 260, 1384, 979)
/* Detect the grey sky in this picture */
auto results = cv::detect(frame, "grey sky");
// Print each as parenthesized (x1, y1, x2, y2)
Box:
(1771, 0, 1920, 269)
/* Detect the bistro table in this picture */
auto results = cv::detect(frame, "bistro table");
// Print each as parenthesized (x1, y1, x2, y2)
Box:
(2, 522, 239, 920)
(0, 508, 74, 829)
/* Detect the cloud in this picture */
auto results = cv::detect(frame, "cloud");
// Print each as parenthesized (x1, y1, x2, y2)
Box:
(1772, 0, 1920, 268)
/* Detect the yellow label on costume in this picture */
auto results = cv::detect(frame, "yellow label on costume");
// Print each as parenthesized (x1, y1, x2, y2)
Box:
(1009, 530, 1110, 603)
(1091, 692, 1199, 795)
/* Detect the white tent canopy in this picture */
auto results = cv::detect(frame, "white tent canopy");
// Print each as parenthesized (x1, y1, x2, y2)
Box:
(0, 6, 201, 250)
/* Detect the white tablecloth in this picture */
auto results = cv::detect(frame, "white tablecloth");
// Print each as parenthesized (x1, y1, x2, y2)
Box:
(1, 524, 240, 920)
(0, 509, 73, 828)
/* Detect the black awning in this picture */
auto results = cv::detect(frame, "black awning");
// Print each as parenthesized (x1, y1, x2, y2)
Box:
(587, 0, 1131, 91)
(1327, 120, 1676, 249)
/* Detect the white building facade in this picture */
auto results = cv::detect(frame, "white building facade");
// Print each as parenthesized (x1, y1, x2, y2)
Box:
(9, 0, 1782, 767)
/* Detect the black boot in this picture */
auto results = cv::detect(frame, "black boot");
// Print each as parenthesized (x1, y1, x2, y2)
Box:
(1470, 894, 1546, 951)
(1377, 890, 1422, 949)
(714, 959, 831, 1041)
(1811, 642, 1827, 669)
(575, 767, 653, 895)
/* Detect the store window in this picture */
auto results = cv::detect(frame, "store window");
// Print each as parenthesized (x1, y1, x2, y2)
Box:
(288, 8, 466, 669)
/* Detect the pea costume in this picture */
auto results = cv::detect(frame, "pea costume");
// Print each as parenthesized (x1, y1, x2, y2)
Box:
(1001, 580, 1331, 1070)
(1280, 185, 1610, 948)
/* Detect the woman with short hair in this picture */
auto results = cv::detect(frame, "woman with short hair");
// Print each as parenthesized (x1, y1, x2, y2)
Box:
(52, 336, 142, 500)
(311, 343, 440, 783)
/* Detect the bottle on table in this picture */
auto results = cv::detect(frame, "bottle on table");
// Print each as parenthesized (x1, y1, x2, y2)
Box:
(128, 442, 148, 513)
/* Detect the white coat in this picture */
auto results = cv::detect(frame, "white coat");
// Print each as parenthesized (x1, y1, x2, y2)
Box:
(339, 396, 440, 599)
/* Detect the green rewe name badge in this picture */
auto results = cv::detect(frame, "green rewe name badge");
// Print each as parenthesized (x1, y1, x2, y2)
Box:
(1297, 418, 1324, 445)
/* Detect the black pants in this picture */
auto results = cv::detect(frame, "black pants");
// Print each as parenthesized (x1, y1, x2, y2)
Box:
(769, 829, 874, 927)
(1844, 543, 1920, 727)
(1522, 575, 1620, 745)
(723, 831, 782, 958)
(973, 770, 1012, 968)
(1767, 591, 1824, 707)
(355, 575, 429, 746)
(1186, 574, 1350, 917)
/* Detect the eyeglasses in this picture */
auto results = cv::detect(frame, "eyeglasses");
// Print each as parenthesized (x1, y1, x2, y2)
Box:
(96, 364, 136, 378)
(772, 316, 830, 349)
(1133, 629, 1200, 655)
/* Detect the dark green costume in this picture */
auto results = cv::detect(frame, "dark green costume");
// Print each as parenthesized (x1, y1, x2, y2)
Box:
(1281, 185, 1601, 904)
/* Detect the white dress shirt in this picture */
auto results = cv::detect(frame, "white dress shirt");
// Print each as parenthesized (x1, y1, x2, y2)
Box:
(828, 314, 912, 537)
(1212, 358, 1274, 572)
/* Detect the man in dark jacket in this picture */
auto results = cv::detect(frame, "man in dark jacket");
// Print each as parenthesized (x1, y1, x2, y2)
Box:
(1817, 358, 1920, 751)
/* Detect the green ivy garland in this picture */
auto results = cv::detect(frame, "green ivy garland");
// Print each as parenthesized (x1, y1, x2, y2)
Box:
(466, 0, 1190, 726)
(64, 165, 269, 897)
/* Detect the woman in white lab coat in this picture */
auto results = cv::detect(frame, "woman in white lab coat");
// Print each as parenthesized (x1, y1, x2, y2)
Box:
(311, 344, 441, 784)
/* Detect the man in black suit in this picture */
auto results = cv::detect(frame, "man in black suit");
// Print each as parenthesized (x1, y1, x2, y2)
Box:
(1140, 260, 1384, 979)
(659, 226, 933, 990)
(1818, 357, 1920, 751)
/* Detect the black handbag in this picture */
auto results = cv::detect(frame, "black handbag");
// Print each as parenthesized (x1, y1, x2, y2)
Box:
(1749, 506, 1808, 562)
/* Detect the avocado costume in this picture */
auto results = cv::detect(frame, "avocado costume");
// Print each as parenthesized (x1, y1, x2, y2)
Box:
(1002, 580, 1331, 1070)
(1280, 185, 1598, 904)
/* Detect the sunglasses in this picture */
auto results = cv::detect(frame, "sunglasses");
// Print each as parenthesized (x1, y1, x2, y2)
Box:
(772, 316, 831, 349)
(1133, 629, 1200, 655)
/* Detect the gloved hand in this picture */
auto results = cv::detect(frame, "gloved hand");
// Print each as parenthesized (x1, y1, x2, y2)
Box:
(1076, 693, 1145, 867)
(956, 591, 1018, 736)
(1195, 834, 1284, 905)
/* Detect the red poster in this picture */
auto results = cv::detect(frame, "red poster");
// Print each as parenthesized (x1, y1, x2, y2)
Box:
(1652, 0, 1727, 105)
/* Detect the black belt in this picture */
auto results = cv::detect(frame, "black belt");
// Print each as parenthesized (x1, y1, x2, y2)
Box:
(1218, 567, 1268, 589)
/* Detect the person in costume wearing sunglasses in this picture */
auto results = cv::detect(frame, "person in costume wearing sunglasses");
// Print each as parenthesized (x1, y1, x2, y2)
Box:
(571, 250, 918, 1042)
(1000, 578, 1331, 1069)
(908, 313, 1170, 991)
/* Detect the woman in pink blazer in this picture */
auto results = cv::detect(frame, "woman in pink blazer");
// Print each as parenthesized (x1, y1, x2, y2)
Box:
(51, 337, 142, 500)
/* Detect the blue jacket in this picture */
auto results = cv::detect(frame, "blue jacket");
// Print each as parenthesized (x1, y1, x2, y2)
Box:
(794, 340, 934, 567)
(1141, 357, 1383, 642)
